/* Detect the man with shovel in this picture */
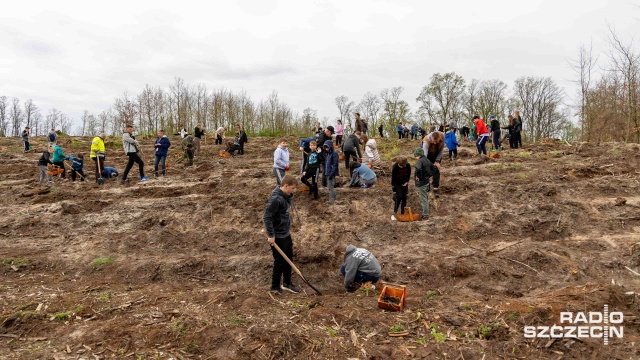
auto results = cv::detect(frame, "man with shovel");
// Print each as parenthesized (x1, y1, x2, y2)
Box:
(263, 174, 302, 295)
(90, 133, 106, 184)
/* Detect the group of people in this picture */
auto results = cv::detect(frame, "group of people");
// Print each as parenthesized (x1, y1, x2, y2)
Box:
(31, 122, 250, 185)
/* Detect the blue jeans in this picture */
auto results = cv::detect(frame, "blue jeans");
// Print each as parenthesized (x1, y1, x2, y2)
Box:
(154, 155, 166, 176)
(476, 135, 489, 155)
(492, 130, 501, 150)
(340, 265, 380, 290)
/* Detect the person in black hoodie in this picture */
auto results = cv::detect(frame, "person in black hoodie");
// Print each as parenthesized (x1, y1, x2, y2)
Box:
(37, 147, 54, 185)
(391, 156, 411, 217)
(513, 110, 523, 148)
(413, 148, 440, 221)
(236, 123, 248, 154)
(300, 141, 322, 200)
(317, 126, 334, 148)
(489, 115, 502, 150)
(342, 132, 362, 170)
(263, 175, 301, 295)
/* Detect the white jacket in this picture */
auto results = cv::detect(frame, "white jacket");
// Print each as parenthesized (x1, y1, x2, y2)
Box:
(122, 132, 139, 154)
(365, 139, 381, 167)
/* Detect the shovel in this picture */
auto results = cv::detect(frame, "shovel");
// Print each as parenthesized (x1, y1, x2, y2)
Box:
(96, 155, 105, 185)
(64, 160, 87, 181)
(271, 242, 322, 295)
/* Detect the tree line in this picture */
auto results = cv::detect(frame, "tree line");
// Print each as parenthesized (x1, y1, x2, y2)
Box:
(1, 28, 637, 143)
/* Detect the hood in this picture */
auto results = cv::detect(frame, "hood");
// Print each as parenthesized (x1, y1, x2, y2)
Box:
(366, 139, 377, 149)
(277, 145, 289, 152)
(271, 187, 293, 204)
(344, 244, 357, 257)
(324, 140, 335, 153)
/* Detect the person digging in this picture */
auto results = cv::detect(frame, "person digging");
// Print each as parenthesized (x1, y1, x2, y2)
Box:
(264, 174, 301, 295)
(413, 148, 440, 222)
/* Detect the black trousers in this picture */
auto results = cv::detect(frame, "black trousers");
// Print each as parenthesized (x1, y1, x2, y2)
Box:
(335, 135, 343, 147)
(513, 132, 522, 148)
(271, 235, 293, 289)
(398, 131, 403, 139)
(53, 161, 66, 178)
(393, 184, 408, 214)
(122, 152, 145, 180)
(239, 142, 245, 155)
(23, 141, 30, 152)
(344, 150, 358, 169)
(215, 134, 223, 145)
(448, 149, 457, 160)
(71, 169, 85, 181)
(301, 168, 319, 199)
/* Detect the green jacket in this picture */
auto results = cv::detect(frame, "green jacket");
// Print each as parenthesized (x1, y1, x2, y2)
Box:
(52, 145, 66, 163)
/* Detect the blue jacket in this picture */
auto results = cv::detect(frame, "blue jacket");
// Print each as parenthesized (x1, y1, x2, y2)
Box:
(154, 136, 171, 156)
(396, 124, 403, 132)
(445, 130, 459, 150)
(65, 156, 84, 171)
(273, 145, 290, 170)
(350, 163, 376, 185)
(103, 167, 119, 179)
(411, 125, 418, 134)
(299, 137, 316, 152)
(323, 140, 339, 177)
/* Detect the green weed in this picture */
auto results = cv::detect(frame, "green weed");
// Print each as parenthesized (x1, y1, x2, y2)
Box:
(97, 292, 111, 301)
(229, 316, 244, 325)
(390, 324, 405, 333)
(2, 258, 28, 267)
(506, 312, 518, 321)
(326, 326, 338, 336)
(53, 311, 72, 321)
(426, 290, 438, 300)
(92, 256, 116, 265)
(184, 342, 199, 353)
(515, 173, 527, 179)
(170, 320, 187, 337)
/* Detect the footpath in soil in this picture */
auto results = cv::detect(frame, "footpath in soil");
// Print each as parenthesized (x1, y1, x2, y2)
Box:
(1, 135, 639, 359)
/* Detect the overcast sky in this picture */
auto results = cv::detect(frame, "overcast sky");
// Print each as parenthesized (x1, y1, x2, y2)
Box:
(1, 0, 639, 129)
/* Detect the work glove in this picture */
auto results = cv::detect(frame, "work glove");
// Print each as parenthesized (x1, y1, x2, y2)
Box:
(285, 166, 290, 171)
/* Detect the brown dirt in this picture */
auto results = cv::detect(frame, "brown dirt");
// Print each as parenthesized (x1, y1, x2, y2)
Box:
(1, 135, 640, 359)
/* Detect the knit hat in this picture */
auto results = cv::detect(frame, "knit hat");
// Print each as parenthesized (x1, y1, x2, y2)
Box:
(413, 148, 425, 157)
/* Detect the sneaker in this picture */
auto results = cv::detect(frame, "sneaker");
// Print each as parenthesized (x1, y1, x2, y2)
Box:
(140, 176, 149, 181)
(391, 215, 397, 221)
(361, 184, 370, 188)
(281, 283, 301, 293)
(420, 216, 430, 222)
(434, 190, 440, 198)
(120, 178, 128, 184)
(269, 287, 282, 295)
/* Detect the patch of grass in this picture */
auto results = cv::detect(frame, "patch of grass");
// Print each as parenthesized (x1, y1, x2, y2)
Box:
(359, 282, 375, 297)
(229, 316, 245, 325)
(514, 173, 527, 179)
(170, 320, 187, 337)
(506, 312, 518, 321)
(479, 325, 492, 338)
(184, 341, 199, 353)
(2, 258, 28, 267)
(416, 335, 428, 346)
(488, 164, 503, 171)
(70, 140, 84, 148)
(92, 256, 116, 265)
(96, 292, 111, 301)
(426, 290, 438, 300)
(390, 324, 405, 333)
(517, 151, 531, 158)
(428, 324, 446, 343)
(462, 303, 474, 311)
(326, 326, 338, 336)
(53, 311, 72, 321)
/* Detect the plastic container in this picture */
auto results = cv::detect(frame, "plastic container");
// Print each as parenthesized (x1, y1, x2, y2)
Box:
(394, 207, 421, 222)
(377, 281, 407, 312)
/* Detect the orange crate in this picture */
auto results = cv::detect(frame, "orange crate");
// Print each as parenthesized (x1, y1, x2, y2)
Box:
(298, 185, 310, 191)
(377, 282, 406, 312)
(220, 152, 231, 157)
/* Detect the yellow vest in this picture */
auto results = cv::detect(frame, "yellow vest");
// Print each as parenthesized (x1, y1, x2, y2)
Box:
(90, 137, 105, 159)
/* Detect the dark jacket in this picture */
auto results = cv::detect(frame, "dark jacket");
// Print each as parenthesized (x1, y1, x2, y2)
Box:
(21, 130, 29, 142)
(317, 132, 332, 148)
(299, 137, 316, 152)
(194, 127, 205, 139)
(342, 134, 362, 158)
(238, 130, 248, 144)
(391, 163, 411, 187)
(263, 187, 292, 239)
(324, 140, 339, 177)
(514, 118, 523, 132)
(65, 156, 84, 171)
(38, 151, 53, 166)
(154, 136, 171, 156)
(490, 119, 501, 132)
(342, 245, 381, 292)
(414, 155, 440, 188)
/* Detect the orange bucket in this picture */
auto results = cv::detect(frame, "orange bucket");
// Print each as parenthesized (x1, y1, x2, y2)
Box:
(394, 207, 421, 222)
(220, 152, 231, 157)
(298, 185, 309, 191)
(378, 281, 406, 312)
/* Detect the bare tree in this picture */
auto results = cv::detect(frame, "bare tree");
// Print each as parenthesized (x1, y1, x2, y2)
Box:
(0, 96, 8, 136)
(59, 112, 72, 134)
(514, 77, 567, 141)
(113, 92, 138, 129)
(335, 95, 354, 125)
(10, 97, 23, 136)
(417, 72, 466, 125)
(23, 99, 37, 131)
(475, 80, 508, 121)
(359, 92, 382, 133)
(569, 42, 598, 141)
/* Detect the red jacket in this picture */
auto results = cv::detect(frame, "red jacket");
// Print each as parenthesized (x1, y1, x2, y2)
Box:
(475, 119, 489, 136)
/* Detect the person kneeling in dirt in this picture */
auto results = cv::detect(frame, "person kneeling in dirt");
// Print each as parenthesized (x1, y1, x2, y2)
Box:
(301, 140, 322, 200)
(413, 148, 440, 222)
(225, 138, 242, 157)
(65, 153, 85, 182)
(335, 243, 381, 292)
(103, 166, 119, 180)
(349, 162, 377, 188)
(181, 134, 195, 166)
(264, 174, 301, 295)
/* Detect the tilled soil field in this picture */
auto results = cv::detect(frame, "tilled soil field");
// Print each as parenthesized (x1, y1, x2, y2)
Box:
(1, 134, 639, 359)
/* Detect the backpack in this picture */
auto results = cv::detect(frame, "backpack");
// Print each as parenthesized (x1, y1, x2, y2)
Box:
(48, 133, 56, 142)
(182, 135, 194, 148)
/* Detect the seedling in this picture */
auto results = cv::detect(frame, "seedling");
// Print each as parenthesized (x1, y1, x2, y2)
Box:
(97, 292, 111, 301)
(427, 290, 438, 300)
(326, 326, 338, 336)
(390, 324, 405, 333)
(431, 327, 446, 343)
